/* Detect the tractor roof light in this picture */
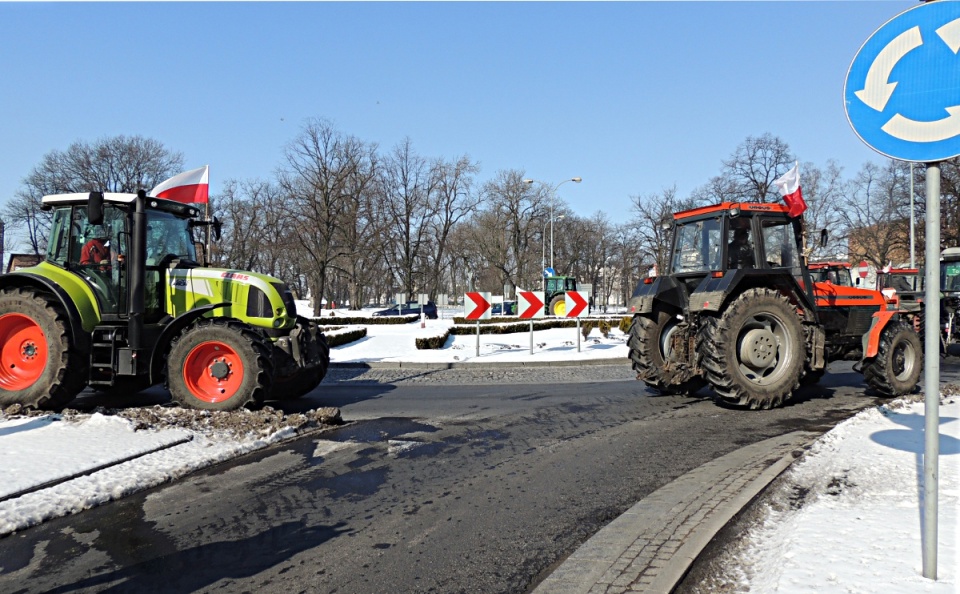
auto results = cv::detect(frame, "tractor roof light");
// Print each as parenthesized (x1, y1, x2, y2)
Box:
(729, 207, 741, 218)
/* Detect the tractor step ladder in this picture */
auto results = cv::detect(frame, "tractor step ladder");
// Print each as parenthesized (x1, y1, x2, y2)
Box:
(88, 326, 122, 386)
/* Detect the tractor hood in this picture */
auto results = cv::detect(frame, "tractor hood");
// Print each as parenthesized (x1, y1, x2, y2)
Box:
(166, 267, 298, 330)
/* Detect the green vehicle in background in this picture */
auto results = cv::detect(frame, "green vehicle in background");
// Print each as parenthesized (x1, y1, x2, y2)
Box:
(0, 191, 328, 411)
(544, 275, 578, 316)
(941, 247, 960, 350)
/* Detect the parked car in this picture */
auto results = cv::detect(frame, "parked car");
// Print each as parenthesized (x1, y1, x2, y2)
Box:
(372, 302, 438, 319)
(491, 301, 517, 315)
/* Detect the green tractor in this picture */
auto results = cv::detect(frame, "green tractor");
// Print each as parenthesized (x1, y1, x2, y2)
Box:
(544, 275, 578, 316)
(0, 191, 329, 411)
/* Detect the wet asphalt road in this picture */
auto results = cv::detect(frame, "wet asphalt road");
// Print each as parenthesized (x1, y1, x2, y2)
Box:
(0, 360, 956, 594)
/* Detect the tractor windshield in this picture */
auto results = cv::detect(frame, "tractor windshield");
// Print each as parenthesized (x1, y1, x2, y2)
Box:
(145, 211, 197, 265)
(671, 217, 722, 274)
(942, 260, 960, 293)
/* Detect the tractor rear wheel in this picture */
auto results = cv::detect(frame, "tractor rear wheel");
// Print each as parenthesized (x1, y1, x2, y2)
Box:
(548, 295, 566, 317)
(0, 287, 87, 410)
(167, 319, 273, 411)
(862, 320, 923, 396)
(698, 288, 804, 409)
(628, 312, 704, 395)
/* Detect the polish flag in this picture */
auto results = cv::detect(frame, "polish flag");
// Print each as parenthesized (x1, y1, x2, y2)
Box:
(150, 165, 209, 204)
(773, 161, 806, 218)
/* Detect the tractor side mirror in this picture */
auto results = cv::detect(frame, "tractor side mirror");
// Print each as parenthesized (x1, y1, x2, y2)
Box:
(819, 229, 828, 248)
(87, 192, 104, 225)
(212, 217, 222, 241)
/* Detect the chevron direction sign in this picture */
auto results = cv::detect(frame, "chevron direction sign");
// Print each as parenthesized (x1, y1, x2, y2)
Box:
(517, 291, 545, 319)
(464, 292, 492, 320)
(565, 291, 589, 317)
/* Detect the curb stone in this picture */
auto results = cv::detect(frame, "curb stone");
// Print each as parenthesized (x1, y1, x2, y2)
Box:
(532, 430, 820, 594)
(329, 357, 629, 370)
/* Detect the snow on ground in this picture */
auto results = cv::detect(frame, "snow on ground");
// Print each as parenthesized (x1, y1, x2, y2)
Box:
(327, 313, 630, 364)
(708, 394, 960, 594)
(1, 308, 959, 593)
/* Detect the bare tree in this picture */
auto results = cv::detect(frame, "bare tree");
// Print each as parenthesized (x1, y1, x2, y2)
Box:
(377, 138, 438, 300)
(426, 155, 482, 297)
(629, 186, 701, 275)
(720, 133, 796, 202)
(795, 160, 849, 261)
(4, 135, 183, 254)
(279, 119, 379, 315)
(841, 160, 911, 268)
(473, 170, 547, 293)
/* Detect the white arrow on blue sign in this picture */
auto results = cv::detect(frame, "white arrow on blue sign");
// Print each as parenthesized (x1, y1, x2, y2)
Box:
(845, 2, 960, 162)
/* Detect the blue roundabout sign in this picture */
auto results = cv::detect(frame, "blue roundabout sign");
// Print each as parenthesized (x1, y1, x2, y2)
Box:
(845, 1, 960, 162)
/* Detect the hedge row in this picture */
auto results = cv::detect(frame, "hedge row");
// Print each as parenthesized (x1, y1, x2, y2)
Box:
(320, 326, 368, 347)
(309, 314, 418, 325)
(415, 331, 451, 350)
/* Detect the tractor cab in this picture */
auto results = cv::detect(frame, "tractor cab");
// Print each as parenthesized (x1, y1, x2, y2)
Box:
(809, 262, 854, 287)
(662, 202, 813, 310)
(43, 192, 204, 320)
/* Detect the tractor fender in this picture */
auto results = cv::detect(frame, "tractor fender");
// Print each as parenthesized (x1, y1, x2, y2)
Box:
(628, 275, 684, 314)
(863, 309, 899, 359)
(149, 302, 231, 384)
(0, 272, 91, 352)
(690, 269, 817, 315)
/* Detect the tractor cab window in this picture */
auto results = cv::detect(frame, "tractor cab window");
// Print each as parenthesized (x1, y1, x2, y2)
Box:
(726, 220, 755, 269)
(145, 211, 197, 266)
(46, 208, 72, 265)
(760, 219, 800, 272)
(672, 218, 722, 274)
(942, 262, 960, 292)
(68, 204, 127, 315)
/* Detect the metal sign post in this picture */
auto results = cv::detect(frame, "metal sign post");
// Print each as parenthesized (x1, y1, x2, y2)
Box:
(564, 291, 589, 352)
(845, 3, 960, 579)
(923, 163, 941, 579)
(517, 291, 545, 355)
(464, 292, 492, 359)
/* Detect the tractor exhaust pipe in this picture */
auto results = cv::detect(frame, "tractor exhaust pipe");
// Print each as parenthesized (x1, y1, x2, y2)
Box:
(128, 190, 147, 352)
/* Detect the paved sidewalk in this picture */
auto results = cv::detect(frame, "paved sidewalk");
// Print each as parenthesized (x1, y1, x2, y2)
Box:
(533, 431, 820, 594)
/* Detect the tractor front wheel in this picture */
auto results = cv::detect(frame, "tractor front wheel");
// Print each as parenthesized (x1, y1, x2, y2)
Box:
(0, 287, 87, 410)
(549, 295, 566, 317)
(272, 321, 330, 401)
(628, 312, 704, 395)
(698, 288, 804, 409)
(862, 321, 923, 396)
(167, 319, 273, 411)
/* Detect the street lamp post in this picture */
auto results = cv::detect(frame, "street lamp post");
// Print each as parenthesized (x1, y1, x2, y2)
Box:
(524, 177, 581, 276)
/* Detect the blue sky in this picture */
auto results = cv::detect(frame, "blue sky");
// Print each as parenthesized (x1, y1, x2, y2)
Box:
(0, 1, 918, 224)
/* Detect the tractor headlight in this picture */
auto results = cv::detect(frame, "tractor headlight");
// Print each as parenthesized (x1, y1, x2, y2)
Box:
(273, 318, 283, 328)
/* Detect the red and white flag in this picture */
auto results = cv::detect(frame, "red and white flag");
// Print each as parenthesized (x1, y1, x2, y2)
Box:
(773, 161, 806, 218)
(150, 165, 209, 204)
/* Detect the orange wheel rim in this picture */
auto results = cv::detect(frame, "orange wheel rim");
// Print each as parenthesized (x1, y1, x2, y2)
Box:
(0, 313, 47, 390)
(182, 341, 244, 403)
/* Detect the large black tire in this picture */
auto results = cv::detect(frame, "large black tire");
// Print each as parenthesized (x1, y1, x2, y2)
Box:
(548, 295, 566, 317)
(799, 368, 826, 386)
(628, 312, 705, 395)
(0, 286, 87, 410)
(862, 320, 923, 396)
(697, 288, 804, 410)
(167, 319, 273, 411)
(918, 306, 946, 357)
(272, 322, 331, 401)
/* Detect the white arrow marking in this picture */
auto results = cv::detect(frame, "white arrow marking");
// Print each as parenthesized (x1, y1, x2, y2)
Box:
(937, 17, 960, 54)
(882, 106, 960, 142)
(855, 26, 923, 112)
